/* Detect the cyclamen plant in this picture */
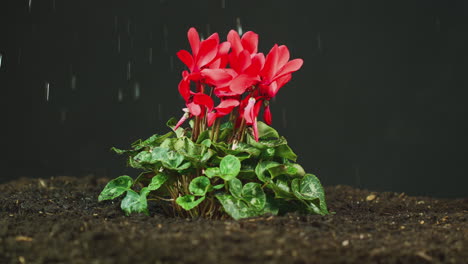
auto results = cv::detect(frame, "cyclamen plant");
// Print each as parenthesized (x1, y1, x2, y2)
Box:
(98, 27, 329, 220)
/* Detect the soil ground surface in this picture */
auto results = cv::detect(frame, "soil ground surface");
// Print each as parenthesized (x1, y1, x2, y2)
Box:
(0, 176, 466, 264)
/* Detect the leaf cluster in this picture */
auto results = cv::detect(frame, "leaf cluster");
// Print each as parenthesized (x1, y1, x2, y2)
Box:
(99, 119, 328, 219)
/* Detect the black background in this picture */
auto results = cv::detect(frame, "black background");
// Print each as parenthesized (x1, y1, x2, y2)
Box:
(1, 0, 467, 198)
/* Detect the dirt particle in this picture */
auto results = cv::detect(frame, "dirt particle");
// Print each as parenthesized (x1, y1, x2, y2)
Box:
(342, 240, 350, 246)
(18, 256, 26, 264)
(366, 194, 376, 201)
(15, 236, 33, 242)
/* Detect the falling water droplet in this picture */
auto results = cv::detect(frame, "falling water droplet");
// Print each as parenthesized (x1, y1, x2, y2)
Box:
(133, 82, 140, 100)
(163, 24, 168, 52)
(127, 19, 131, 35)
(127, 61, 132, 80)
(52, 0, 56, 11)
(0, 53, 2, 69)
(28, 0, 32, 12)
(282, 107, 287, 128)
(169, 55, 174, 71)
(45, 82, 50, 102)
(158, 104, 163, 121)
(118, 89, 123, 102)
(317, 33, 322, 53)
(60, 108, 67, 123)
(148, 48, 153, 64)
(71, 74, 77, 90)
(236, 17, 243, 35)
(221, 0, 226, 8)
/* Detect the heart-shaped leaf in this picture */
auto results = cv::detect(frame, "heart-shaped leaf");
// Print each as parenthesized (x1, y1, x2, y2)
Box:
(98, 175, 133, 201)
(176, 195, 206, 210)
(219, 155, 241, 180)
(121, 189, 149, 216)
(189, 176, 211, 196)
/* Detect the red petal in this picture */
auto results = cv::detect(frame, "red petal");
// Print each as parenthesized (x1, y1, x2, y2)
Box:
(275, 73, 292, 90)
(227, 30, 242, 55)
(230, 74, 259, 94)
(241, 31, 258, 54)
(193, 93, 214, 111)
(266, 82, 278, 98)
(187, 102, 201, 116)
(206, 32, 220, 45)
(178, 78, 191, 101)
(243, 97, 256, 124)
(244, 53, 264, 76)
(260, 44, 279, 81)
(252, 117, 259, 142)
(274, 59, 303, 80)
(216, 99, 240, 116)
(174, 113, 189, 130)
(188, 27, 200, 58)
(196, 39, 218, 69)
(176, 49, 194, 71)
(207, 112, 217, 127)
(201, 69, 233, 87)
(277, 45, 290, 69)
(263, 104, 272, 125)
(237, 50, 252, 73)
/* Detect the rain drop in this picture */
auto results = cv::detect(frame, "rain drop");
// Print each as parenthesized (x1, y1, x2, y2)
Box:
(71, 74, 77, 91)
(118, 89, 123, 102)
(169, 55, 174, 71)
(133, 82, 140, 100)
(45, 82, 50, 102)
(0, 53, 2, 69)
(236, 17, 243, 35)
(148, 48, 153, 64)
(117, 34, 121, 53)
(282, 107, 287, 128)
(221, 0, 226, 8)
(28, 0, 32, 12)
(127, 61, 132, 80)
(52, 0, 56, 11)
(60, 108, 67, 123)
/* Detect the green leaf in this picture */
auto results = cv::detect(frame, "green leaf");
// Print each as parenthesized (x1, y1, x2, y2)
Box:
(262, 195, 280, 215)
(257, 121, 279, 139)
(176, 195, 206, 210)
(200, 138, 212, 148)
(147, 173, 169, 191)
(219, 155, 241, 180)
(134, 132, 174, 150)
(98, 175, 133, 201)
(111, 147, 133, 155)
(275, 144, 297, 161)
(189, 176, 211, 196)
(204, 167, 220, 178)
(228, 178, 242, 199)
(196, 130, 211, 144)
(166, 117, 185, 137)
(268, 175, 295, 199)
(121, 190, 149, 216)
(212, 184, 225, 190)
(215, 194, 259, 220)
(267, 164, 299, 178)
(241, 182, 266, 210)
(255, 161, 281, 182)
(291, 174, 328, 215)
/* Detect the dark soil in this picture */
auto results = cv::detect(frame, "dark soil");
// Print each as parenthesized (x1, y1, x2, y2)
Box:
(0, 176, 466, 264)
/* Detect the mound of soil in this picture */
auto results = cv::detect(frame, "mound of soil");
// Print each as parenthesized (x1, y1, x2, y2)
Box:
(0, 176, 466, 264)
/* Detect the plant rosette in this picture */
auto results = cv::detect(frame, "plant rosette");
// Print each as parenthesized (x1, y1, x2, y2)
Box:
(98, 27, 329, 220)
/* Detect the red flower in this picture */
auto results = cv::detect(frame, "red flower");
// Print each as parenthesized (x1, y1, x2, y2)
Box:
(207, 99, 240, 127)
(176, 28, 232, 88)
(259, 44, 303, 99)
(213, 30, 264, 96)
(174, 93, 214, 130)
(239, 96, 262, 141)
